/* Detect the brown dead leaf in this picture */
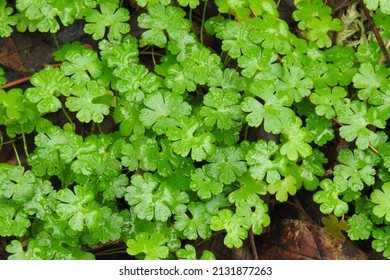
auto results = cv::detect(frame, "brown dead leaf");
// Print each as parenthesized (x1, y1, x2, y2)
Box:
(0, 32, 55, 74)
(0, 38, 26, 71)
(259, 219, 367, 260)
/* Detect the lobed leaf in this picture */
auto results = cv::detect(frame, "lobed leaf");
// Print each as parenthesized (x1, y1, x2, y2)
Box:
(84, 2, 130, 40)
(126, 232, 169, 260)
(210, 209, 249, 248)
(371, 182, 390, 222)
(66, 80, 111, 123)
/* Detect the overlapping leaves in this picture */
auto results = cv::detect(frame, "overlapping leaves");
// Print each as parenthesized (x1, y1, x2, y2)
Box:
(1, 0, 390, 261)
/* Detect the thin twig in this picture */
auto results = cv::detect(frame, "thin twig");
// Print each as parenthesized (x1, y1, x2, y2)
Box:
(1, 75, 32, 89)
(379, 39, 390, 65)
(358, 0, 390, 67)
(249, 228, 259, 260)
(1, 63, 61, 90)
(332, 117, 379, 155)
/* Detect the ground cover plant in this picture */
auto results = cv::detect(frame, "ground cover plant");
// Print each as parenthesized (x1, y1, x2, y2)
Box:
(0, 0, 390, 259)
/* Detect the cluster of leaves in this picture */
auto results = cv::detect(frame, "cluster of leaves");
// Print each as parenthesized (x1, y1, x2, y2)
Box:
(1, 0, 390, 259)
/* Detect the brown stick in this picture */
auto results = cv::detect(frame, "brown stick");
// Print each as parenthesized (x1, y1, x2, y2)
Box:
(358, 0, 390, 67)
(1, 75, 32, 90)
(249, 228, 259, 260)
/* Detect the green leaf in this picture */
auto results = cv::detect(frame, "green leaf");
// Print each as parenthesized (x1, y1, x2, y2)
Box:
(258, 16, 294, 54)
(371, 182, 390, 222)
(84, 2, 130, 40)
(334, 149, 377, 192)
(229, 173, 268, 204)
(0, 3, 17, 37)
(138, 4, 191, 47)
(140, 90, 191, 134)
(180, 47, 222, 86)
(22, 179, 53, 219)
(280, 116, 313, 161)
(306, 113, 334, 146)
(355, 42, 383, 64)
(25, 66, 73, 114)
(0, 93, 52, 137)
(61, 48, 103, 83)
(66, 80, 111, 123)
(6, 240, 27, 259)
(82, 206, 123, 245)
(238, 46, 278, 78)
(215, 0, 251, 20)
(338, 101, 386, 149)
(314, 178, 349, 217)
(212, 126, 241, 146)
(246, 140, 288, 183)
(293, 0, 342, 48)
(378, 142, 390, 171)
(242, 83, 294, 134)
(0, 88, 24, 120)
(34, 5, 60, 32)
(55, 185, 101, 231)
(71, 134, 122, 180)
(52, 42, 86, 62)
(126, 232, 169, 260)
(119, 134, 159, 172)
(306, 15, 342, 48)
(353, 62, 390, 101)
(234, 194, 270, 234)
(372, 226, 390, 259)
(52, 0, 96, 26)
(204, 194, 232, 216)
(177, 0, 200, 9)
(209, 66, 247, 92)
(298, 149, 328, 191)
(99, 35, 139, 70)
(200, 88, 242, 130)
(277, 65, 313, 103)
(136, 0, 171, 7)
(190, 168, 224, 200)
(268, 175, 297, 202)
(210, 209, 249, 248)
(0, 67, 5, 86)
(174, 202, 213, 240)
(0, 165, 37, 203)
(310, 86, 348, 119)
(125, 173, 188, 222)
(204, 146, 247, 185)
(176, 244, 215, 260)
(347, 213, 373, 241)
(214, 19, 257, 58)
(114, 64, 162, 99)
(324, 46, 358, 86)
(155, 56, 197, 94)
(248, 0, 278, 17)
(364, 0, 390, 14)
(0, 202, 31, 237)
(6, 230, 94, 260)
(369, 88, 390, 121)
(113, 100, 145, 136)
(156, 138, 188, 177)
(16, 0, 49, 19)
(28, 126, 82, 183)
(98, 174, 128, 202)
(166, 117, 216, 161)
(321, 214, 349, 241)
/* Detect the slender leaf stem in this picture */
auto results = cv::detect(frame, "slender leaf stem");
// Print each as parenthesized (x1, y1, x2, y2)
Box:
(200, 0, 209, 45)
(11, 141, 21, 166)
